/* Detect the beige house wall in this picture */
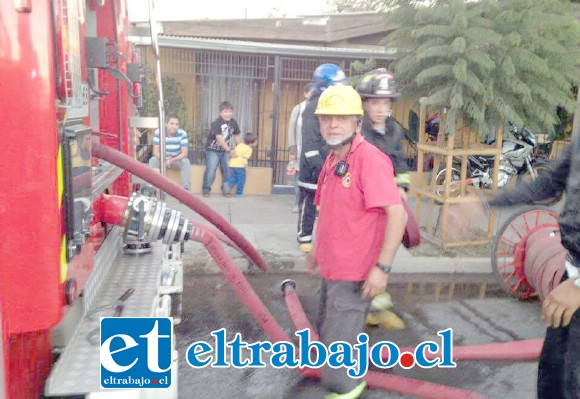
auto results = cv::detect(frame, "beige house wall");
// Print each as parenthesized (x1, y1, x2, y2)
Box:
(166, 166, 273, 195)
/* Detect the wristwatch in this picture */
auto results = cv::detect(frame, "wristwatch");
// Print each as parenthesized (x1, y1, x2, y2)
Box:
(376, 262, 392, 274)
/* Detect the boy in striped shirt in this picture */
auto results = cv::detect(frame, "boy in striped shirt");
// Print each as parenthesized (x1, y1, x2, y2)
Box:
(148, 113, 191, 190)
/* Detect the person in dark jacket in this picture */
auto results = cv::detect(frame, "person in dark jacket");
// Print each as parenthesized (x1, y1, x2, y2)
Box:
(357, 68, 410, 197)
(357, 69, 410, 329)
(461, 134, 580, 398)
(297, 63, 346, 253)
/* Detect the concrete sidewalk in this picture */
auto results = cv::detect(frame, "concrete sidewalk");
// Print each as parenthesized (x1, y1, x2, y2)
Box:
(166, 193, 497, 275)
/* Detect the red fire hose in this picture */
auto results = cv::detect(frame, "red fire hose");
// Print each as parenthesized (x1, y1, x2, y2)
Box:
(91, 187, 537, 395)
(191, 228, 483, 398)
(188, 226, 292, 342)
(93, 194, 242, 252)
(92, 191, 293, 342)
(402, 199, 421, 249)
(492, 207, 565, 301)
(93, 142, 421, 268)
(91, 141, 545, 396)
(92, 143, 268, 271)
(280, 280, 486, 399)
(92, 186, 497, 396)
(281, 279, 543, 364)
(88, 144, 446, 397)
(398, 340, 543, 362)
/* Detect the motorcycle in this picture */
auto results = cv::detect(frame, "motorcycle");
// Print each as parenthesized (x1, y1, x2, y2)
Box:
(434, 123, 561, 205)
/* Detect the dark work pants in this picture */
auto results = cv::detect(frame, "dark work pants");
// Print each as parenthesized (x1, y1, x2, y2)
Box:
(297, 186, 316, 244)
(538, 308, 580, 399)
(318, 280, 371, 394)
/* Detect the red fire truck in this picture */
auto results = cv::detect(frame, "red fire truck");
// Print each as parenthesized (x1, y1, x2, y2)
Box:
(0, 1, 181, 397)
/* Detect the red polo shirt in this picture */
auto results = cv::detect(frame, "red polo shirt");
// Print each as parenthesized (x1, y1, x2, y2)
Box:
(314, 133, 401, 281)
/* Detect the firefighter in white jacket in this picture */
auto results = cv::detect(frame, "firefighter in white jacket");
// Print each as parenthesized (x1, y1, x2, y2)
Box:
(287, 83, 314, 212)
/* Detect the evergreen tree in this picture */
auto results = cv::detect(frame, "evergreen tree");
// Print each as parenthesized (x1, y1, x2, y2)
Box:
(140, 66, 191, 134)
(349, 58, 378, 86)
(383, 0, 580, 136)
(329, 0, 395, 13)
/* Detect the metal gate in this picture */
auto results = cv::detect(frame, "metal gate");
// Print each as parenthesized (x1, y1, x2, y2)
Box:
(270, 57, 348, 185)
(195, 51, 268, 140)
(156, 48, 391, 186)
(271, 57, 391, 185)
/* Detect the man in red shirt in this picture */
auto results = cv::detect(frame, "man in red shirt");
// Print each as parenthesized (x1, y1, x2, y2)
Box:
(307, 85, 408, 398)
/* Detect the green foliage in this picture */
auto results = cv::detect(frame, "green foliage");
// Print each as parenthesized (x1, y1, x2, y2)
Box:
(553, 102, 576, 140)
(328, 0, 399, 12)
(382, 0, 580, 136)
(140, 66, 192, 134)
(349, 58, 379, 86)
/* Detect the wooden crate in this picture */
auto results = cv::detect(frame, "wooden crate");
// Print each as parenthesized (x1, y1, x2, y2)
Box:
(414, 105, 503, 248)
(549, 140, 571, 160)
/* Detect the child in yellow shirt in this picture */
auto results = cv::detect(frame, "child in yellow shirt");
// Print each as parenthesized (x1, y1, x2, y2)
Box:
(224, 132, 257, 197)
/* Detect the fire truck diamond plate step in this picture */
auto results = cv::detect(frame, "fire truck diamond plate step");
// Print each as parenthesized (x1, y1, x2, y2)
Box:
(44, 240, 165, 396)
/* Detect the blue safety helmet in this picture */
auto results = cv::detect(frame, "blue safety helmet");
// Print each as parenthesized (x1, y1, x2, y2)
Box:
(312, 64, 346, 91)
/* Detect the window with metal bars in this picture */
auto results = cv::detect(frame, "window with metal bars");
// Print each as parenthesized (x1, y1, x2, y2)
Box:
(195, 52, 268, 145)
(280, 57, 346, 82)
(195, 52, 268, 79)
(280, 57, 392, 83)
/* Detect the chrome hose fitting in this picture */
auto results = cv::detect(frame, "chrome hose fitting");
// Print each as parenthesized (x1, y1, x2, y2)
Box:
(122, 192, 193, 247)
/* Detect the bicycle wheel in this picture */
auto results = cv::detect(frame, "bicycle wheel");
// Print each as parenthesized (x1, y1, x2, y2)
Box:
(433, 167, 461, 197)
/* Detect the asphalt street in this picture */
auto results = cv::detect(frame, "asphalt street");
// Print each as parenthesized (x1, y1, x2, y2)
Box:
(176, 272, 545, 399)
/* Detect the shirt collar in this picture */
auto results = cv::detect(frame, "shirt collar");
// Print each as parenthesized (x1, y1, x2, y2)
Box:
(350, 131, 365, 153)
(327, 132, 365, 164)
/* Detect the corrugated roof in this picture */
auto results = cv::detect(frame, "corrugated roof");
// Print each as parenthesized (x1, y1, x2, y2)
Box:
(158, 35, 396, 59)
(162, 13, 395, 44)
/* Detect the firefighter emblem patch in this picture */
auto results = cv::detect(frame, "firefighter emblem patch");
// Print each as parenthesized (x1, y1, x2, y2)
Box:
(342, 173, 352, 188)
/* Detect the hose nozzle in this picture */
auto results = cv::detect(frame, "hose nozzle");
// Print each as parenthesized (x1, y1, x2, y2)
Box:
(123, 192, 193, 245)
(280, 279, 296, 293)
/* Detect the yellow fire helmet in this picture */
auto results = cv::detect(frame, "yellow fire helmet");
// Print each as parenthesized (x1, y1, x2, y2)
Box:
(315, 84, 364, 116)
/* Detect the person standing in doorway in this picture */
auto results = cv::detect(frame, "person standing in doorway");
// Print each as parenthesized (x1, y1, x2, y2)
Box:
(203, 101, 241, 197)
(288, 82, 315, 212)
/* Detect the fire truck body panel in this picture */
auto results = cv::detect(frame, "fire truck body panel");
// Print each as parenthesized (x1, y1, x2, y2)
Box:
(0, 0, 63, 336)
(0, 2, 66, 398)
(0, 1, 180, 398)
(94, 0, 133, 198)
